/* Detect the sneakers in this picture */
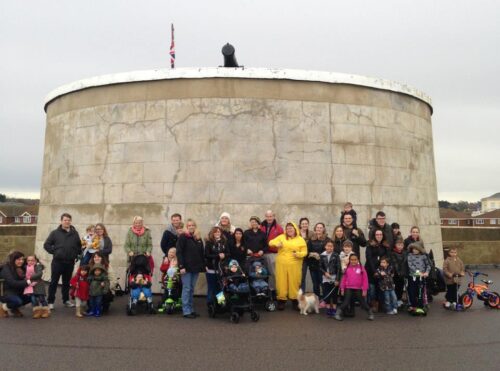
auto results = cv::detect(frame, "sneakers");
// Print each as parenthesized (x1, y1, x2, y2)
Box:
(326, 308, 337, 317)
(334, 309, 343, 321)
(444, 301, 451, 309)
(319, 301, 327, 309)
(386, 311, 395, 315)
(367, 310, 374, 321)
(392, 308, 398, 314)
(48, 303, 55, 310)
(397, 300, 403, 308)
(63, 300, 75, 308)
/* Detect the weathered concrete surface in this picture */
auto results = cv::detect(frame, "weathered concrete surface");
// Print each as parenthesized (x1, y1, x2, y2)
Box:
(36, 73, 442, 291)
(1, 270, 499, 371)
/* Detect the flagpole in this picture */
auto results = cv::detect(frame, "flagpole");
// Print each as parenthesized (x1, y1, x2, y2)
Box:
(170, 23, 175, 69)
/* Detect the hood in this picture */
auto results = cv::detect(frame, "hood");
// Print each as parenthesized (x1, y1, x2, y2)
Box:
(252, 260, 262, 268)
(90, 263, 107, 275)
(286, 221, 300, 239)
(229, 259, 240, 267)
(408, 241, 426, 254)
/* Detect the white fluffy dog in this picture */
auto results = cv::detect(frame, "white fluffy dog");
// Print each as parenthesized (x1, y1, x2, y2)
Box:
(297, 289, 320, 315)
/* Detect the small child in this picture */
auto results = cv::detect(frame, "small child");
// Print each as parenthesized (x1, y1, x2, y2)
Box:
(129, 270, 154, 313)
(226, 260, 249, 293)
(442, 247, 465, 309)
(320, 239, 340, 317)
(160, 247, 178, 282)
(335, 254, 374, 321)
(407, 242, 431, 315)
(70, 265, 90, 318)
(389, 237, 407, 307)
(340, 202, 357, 228)
(339, 240, 355, 273)
(81, 225, 101, 266)
(23, 255, 50, 319)
(375, 257, 398, 314)
(249, 260, 269, 295)
(87, 264, 110, 317)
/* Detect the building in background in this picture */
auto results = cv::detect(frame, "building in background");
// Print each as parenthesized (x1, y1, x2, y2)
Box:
(472, 209, 500, 227)
(440, 208, 472, 227)
(481, 192, 500, 213)
(0, 204, 39, 225)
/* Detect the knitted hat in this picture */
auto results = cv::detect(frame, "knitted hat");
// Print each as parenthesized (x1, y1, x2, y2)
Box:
(229, 259, 239, 267)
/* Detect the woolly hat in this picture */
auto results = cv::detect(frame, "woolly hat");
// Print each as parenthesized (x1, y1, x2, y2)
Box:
(229, 259, 239, 267)
(249, 216, 261, 224)
(252, 260, 262, 268)
(408, 241, 426, 254)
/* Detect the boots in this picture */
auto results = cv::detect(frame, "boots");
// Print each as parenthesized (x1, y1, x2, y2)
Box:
(334, 308, 343, 321)
(0, 304, 9, 318)
(291, 300, 300, 311)
(76, 306, 83, 318)
(277, 300, 286, 311)
(32, 306, 42, 319)
(41, 306, 50, 318)
(367, 309, 374, 321)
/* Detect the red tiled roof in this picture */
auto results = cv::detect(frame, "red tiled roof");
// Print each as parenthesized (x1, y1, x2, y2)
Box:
(439, 208, 471, 219)
(473, 209, 500, 219)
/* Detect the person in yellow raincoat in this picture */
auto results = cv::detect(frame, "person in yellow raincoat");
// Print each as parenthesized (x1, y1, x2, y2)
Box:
(269, 222, 307, 310)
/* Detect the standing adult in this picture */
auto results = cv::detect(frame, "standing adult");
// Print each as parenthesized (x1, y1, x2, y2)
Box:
(94, 223, 113, 258)
(44, 213, 81, 309)
(160, 213, 183, 256)
(204, 226, 229, 306)
(298, 217, 312, 242)
(216, 212, 236, 241)
(302, 222, 328, 298)
(404, 226, 423, 251)
(341, 214, 367, 256)
(124, 216, 153, 270)
(368, 211, 394, 248)
(243, 216, 267, 259)
(177, 219, 205, 318)
(0, 251, 31, 317)
(269, 222, 307, 310)
(260, 210, 284, 297)
(365, 230, 390, 311)
(332, 225, 346, 254)
(228, 228, 247, 268)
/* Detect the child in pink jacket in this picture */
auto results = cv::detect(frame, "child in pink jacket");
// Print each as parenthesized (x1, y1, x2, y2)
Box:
(335, 254, 374, 321)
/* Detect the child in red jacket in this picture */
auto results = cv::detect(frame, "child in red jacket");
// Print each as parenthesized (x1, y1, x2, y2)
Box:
(70, 265, 90, 318)
(335, 254, 374, 321)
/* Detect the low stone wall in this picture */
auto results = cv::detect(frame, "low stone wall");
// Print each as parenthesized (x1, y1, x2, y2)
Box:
(441, 227, 500, 265)
(0, 226, 36, 261)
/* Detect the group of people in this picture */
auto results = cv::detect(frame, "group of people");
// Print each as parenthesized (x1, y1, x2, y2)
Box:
(0, 202, 462, 322)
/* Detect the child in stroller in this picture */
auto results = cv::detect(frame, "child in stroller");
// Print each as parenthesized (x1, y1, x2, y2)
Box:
(246, 257, 276, 311)
(158, 249, 182, 314)
(126, 254, 155, 315)
(249, 260, 268, 296)
(226, 260, 250, 294)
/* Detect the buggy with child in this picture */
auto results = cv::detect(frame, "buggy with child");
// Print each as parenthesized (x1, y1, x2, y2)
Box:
(207, 259, 260, 323)
(125, 254, 155, 315)
(246, 257, 276, 312)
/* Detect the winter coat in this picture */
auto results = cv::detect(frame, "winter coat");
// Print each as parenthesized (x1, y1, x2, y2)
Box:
(43, 225, 81, 263)
(306, 238, 327, 270)
(176, 233, 205, 273)
(0, 264, 28, 296)
(407, 253, 431, 276)
(82, 235, 113, 257)
(369, 222, 394, 249)
(160, 225, 178, 255)
(124, 228, 153, 255)
(243, 229, 267, 255)
(375, 266, 395, 291)
(443, 257, 465, 285)
(129, 273, 153, 289)
(269, 223, 307, 266)
(70, 269, 90, 301)
(365, 241, 389, 283)
(249, 261, 268, 278)
(333, 238, 345, 255)
(389, 248, 408, 278)
(24, 263, 45, 296)
(227, 240, 247, 268)
(340, 264, 369, 292)
(342, 226, 367, 255)
(205, 240, 230, 271)
(319, 251, 340, 282)
(260, 220, 284, 253)
(88, 264, 110, 296)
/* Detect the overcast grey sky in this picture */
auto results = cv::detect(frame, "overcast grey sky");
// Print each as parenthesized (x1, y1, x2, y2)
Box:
(1, 0, 499, 202)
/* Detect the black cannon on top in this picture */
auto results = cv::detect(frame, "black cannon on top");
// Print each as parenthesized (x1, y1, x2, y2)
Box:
(221, 43, 239, 67)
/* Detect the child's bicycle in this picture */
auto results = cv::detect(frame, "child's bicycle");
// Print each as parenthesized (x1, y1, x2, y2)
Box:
(459, 271, 500, 310)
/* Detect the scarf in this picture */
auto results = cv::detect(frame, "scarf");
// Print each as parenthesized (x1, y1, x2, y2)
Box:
(131, 225, 145, 237)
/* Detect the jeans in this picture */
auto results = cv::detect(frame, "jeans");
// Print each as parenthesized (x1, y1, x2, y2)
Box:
(131, 287, 153, 302)
(383, 290, 398, 312)
(300, 263, 322, 298)
(48, 260, 75, 304)
(3, 294, 31, 309)
(30, 294, 48, 307)
(205, 273, 220, 304)
(251, 279, 268, 293)
(89, 295, 103, 313)
(368, 283, 377, 303)
(181, 272, 199, 315)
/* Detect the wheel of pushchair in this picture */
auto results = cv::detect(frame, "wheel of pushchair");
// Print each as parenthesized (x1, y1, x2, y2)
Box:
(166, 303, 175, 315)
(207, 303, 216, 318)
(251, 311, 260, 322)
(126, 306, 133, 316)
(230, 312, 240, 324)
(265, 300, 276, 312)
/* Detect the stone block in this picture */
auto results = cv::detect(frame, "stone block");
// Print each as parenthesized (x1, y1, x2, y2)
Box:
(123, 141, 164, 163)
(304, 184, 333, 204)
(102, 163, 143, 184)
(122, 183, 165, 203)
(304, 142, 332, 163)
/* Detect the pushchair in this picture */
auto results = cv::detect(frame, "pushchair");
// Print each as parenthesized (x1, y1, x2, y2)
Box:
(157, 266, 182, 314)
(207, 260, 260, 323)
(246, 257, 276, 312)
(125, 254, 155, 315)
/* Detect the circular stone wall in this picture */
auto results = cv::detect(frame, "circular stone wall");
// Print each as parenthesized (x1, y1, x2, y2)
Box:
(36, 68, 442, 290)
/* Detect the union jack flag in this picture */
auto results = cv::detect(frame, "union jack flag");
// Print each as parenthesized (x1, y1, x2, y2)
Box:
(170, 23, 175, 69)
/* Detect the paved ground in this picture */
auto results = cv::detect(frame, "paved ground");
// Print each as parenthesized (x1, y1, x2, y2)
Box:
(1, 269, 499, 371)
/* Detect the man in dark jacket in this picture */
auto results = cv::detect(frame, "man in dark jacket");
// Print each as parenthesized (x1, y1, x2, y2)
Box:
(160, 213, 182, 256)
(368, 211, 394, 248)
(44, 213, 81, 309)
(243, 216, 267, 257)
